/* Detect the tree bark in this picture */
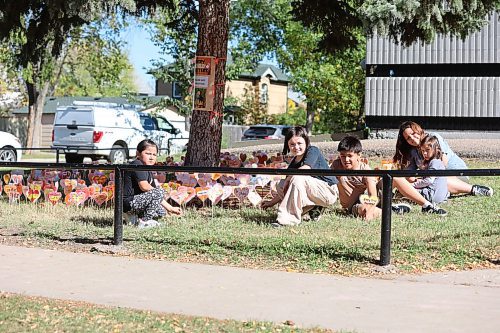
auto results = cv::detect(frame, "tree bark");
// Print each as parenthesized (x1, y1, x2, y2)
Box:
(305, 99, 316, 135)
(184, 0, 230, 167)
(26, 82, 36, 151)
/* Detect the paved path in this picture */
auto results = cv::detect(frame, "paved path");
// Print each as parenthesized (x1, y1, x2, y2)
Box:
(1, 244, 499, 332)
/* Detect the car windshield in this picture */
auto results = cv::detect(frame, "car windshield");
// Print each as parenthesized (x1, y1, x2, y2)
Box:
(244, 127, 277, 136)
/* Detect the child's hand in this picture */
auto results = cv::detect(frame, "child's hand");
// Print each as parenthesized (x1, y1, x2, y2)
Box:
(168, 206, 183, 216)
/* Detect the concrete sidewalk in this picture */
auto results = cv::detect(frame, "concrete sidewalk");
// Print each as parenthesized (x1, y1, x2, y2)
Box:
(0, 244, 499, 332)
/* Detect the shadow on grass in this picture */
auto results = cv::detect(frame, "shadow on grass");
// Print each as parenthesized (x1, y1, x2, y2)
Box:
(70, 216, 113, 228)
(139, 235, 377, 265)
(32, 231, 115, 245)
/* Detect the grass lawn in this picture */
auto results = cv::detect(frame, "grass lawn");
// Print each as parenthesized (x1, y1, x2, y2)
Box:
(0, 292, 331, 333)
(0, 159, 497, 276)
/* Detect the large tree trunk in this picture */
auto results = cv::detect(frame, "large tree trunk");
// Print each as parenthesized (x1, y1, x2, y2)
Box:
(305, 99, 316, 135)
(184, 0, 230, 167)
(25, 79, 50, 151)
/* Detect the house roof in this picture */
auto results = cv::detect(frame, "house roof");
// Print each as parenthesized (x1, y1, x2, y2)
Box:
(238, 64, 290, 83)
(11, 96, 165, 114)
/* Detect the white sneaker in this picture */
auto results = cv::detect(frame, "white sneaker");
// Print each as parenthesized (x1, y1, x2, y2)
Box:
(138, 219, 160, 229)
(123, 212, 138, 225)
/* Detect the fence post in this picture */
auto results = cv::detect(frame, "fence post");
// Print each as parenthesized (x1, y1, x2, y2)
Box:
(56, 149, 60, 163)
(379, 174, 393, 266)
(113, 166, 124, 245)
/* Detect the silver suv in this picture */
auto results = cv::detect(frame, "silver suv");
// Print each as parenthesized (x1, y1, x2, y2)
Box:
(241, 125, 292, 141)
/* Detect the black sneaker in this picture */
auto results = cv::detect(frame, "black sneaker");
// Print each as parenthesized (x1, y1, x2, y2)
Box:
(391, 203, 411, 215)
(308, 206, 326, 221)
(422, 205, 448, 216)
(471, 185, 493, 197)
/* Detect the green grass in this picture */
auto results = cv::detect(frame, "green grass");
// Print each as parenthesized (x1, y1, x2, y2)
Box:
(0, 293, 331, 333)
(0, 160, 498, 276)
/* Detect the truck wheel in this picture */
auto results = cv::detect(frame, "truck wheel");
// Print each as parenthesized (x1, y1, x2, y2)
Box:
(65, 153, 84, 163)
(0, 148, 17, 162)
(109, 145, 127, 164)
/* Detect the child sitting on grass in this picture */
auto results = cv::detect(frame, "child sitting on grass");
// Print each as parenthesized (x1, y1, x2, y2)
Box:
(331, 136, 411, 221)
(410, 134, 449, 207)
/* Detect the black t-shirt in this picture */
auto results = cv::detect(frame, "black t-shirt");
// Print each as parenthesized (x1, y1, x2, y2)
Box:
(123, 159, 156, 212)
(288, 146, 338, 186)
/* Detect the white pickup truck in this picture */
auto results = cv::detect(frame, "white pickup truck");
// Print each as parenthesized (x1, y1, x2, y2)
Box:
(51, 101, 183, 163)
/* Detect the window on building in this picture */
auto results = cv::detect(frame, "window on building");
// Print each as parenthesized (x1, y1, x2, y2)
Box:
(260, 83, 268, 104)
(172, 82, 182, 99)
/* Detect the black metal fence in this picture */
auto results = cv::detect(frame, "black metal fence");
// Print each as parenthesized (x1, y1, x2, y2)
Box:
(0, 160, 498, 266)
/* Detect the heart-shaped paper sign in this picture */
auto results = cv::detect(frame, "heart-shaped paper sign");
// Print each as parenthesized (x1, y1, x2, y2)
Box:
(359, 194, 379, 205)
(247, 190, 263, 207)
(109, 172, 115, 182)
(92, 175, 108, 185)
(21, 185, 29, 199)
(196, 186, 211, 202)
(66, 191, 86, 206)
(239, 153, 247, 163)
(3, 174, 10, 184)
(233, 186, 250, 203)
(220, 186, 233, 202)
(88, 184, 102, 196)
(63, 179, 77, 191)
(92, 193, 108, 206)
(29, 182, 42, 191)
(59, 170, 71, 179)
(27, 189, 41, 203)
(207, 183, 224, 204)
(197, 173, 215, 187)
(236, 174, 251, 186)
(47, 191, 62, 206)
(169, 189, 189, 206)
(11, 174, 23, 185)
(102, 185, 114, 201)
(181, 186, 196, 204)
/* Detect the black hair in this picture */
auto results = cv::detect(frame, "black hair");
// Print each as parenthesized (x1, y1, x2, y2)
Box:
(136, 139, 158, 154)
(282, 126, 310, 155)
(337, 135, 362, 154)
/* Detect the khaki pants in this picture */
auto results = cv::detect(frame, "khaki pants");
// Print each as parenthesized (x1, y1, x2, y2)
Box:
(276, 176, 338, 226)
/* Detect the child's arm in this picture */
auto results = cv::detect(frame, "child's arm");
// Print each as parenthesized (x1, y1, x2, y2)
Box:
(413, 176, 435, 189)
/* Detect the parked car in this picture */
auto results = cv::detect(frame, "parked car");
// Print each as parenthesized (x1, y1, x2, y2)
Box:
(51, 101, 181, 164)
(241, 125, 292, 141)
(0, 131, 22, 162)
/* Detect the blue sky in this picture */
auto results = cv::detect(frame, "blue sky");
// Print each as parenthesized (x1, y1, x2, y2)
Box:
(121, 23, 162, 94)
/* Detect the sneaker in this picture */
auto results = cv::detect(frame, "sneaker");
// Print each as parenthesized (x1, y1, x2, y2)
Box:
(471, 184, 493, 197)
(308, 206, 326, 222)
(391, 203, 411, 215)
(123, 212, 138, 225)
(422, 205, 448, 216)
(270, 222, 284, 228)
(138, 219, 160, 229)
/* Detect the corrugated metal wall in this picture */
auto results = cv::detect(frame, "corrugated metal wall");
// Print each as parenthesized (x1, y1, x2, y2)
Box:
(365, 77, 500, 117)
(367, 12, 499, 64)
(365, 12, 499, 122)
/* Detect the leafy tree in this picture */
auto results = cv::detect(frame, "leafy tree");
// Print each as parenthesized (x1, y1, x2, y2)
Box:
(291, 0, 500, 52)
(0, 0, 176, 149)
(53, 19, 136, 97)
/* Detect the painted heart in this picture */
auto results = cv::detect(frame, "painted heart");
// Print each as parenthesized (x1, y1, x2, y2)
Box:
(239, 153, 247, 162)
(109, 172, 115, 182)
(88, 184, 102, 196)
(197, 173, 215, 187)
(47, 191, 62, 206)
(29, 182, 42, 191)
(92, 175, 108, 185)
(4, 184, 18, 196)
(207, 183, 224, 204)
(102, 185, 114, 201)
(181, 176, 197, 187)
(233, 186, 250, 202)
(66, 191, 86, 206)
(92, 193, 108, 206)
(257, 154, 268, 165)
(76, 188, 90, 201)
(27, 189, 41, 203)
(220, 186, 233, 202)
(196, 186, 211, 202)
(2, 174, 10, 184)
(59, 170, 71, 179)
(247, 190, 263, 207)
(181, 186, 196, 204)
(169, 189, 189, 206)
(21, 185, 29, 199)
(359, 194, 379, 205)
(63, 179, 77, 191)
(211, 173, 222, 181)
(11, 174, 23, 185)
(77, 179, 86, 186)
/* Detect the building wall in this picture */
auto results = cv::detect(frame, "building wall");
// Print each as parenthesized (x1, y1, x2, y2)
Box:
(0, 114, 54, 147)
(364, 11, 500, 129)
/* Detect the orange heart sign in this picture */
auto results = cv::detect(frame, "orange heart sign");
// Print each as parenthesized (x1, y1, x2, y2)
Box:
(27, 189, 41, 203)
(2, 174, 10, 184)
(359, 194, 379, 205)
(92, 193, 108, 206)
(196, 187, 211, 202)
(92, 175, 108, 185)
(169, 189, 189, 206)
(4, 184, 18, 196)
(102, 185, 114, 201)
(48, 191, 62, 206)
(66, 191, 86, 206)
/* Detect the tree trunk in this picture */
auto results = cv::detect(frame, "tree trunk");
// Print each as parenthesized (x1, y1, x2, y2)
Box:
(26, 82, 37, 152)
(184, 0, 230, 167)
(305, 99, 316, 135)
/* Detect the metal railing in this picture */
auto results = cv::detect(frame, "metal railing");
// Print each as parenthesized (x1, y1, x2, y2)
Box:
(0, 160, 498, 266)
